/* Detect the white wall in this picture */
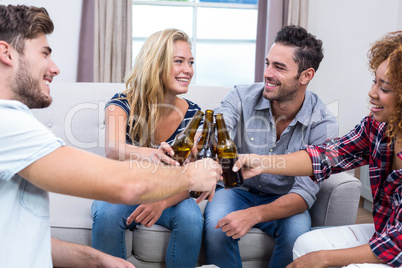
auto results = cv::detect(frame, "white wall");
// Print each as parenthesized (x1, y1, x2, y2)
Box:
(307, 0, 401, 136)
(1, 0, 401, 135)
(0, 0, 83, 82)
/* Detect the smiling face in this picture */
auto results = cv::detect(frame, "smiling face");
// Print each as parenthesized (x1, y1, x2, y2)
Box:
(165, 40, 194, 96)
(10, 34, 60, 108)
(368, 60, 397, 123)
(263, 43, 302, 102)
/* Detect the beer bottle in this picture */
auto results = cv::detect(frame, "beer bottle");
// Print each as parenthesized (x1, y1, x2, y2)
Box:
(170, 110, 204, 165)
(195, 121, 215, 160)
(215, 113, 243, 188)
(196, 109, 214, 151)
(190, 120, 216, 198)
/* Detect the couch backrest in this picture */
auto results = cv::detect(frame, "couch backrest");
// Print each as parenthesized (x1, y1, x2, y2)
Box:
(31, 82, 232, 157)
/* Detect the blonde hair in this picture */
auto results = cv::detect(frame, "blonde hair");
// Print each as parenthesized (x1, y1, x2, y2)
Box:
(123, 29, 191, 147)
(367, 31, 402, 143)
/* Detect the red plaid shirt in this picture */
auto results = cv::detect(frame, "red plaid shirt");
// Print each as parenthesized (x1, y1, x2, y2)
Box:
(304, 116, 402, 267)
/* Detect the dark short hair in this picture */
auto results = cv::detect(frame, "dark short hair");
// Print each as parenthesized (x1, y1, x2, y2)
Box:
(0, 5, 53, 53)
(275, 25, 324, 74)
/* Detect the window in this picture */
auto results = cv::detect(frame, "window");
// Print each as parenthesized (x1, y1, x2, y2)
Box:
(132, 0, 258, 87)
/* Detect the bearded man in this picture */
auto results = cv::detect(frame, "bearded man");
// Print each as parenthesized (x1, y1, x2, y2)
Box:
(0, 5, 221, 267)
(203, 25, 338, 268)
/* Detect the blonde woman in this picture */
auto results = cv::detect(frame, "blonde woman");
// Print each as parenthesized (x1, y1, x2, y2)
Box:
(91, 29, 204, 267)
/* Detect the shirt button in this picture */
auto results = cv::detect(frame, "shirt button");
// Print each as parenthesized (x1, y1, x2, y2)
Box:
(47, 123, 53, 128)
(250, 137, 254, 141)
(269, 149, 273, 152)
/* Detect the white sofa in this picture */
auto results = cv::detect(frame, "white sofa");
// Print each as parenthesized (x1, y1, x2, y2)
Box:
(31, 82, 362, 268)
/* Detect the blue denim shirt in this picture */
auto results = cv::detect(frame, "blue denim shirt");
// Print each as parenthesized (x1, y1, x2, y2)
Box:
(214, 83, 338, 208)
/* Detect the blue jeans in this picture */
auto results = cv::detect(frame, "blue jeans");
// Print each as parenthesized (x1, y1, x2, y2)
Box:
(203, 186, 311, 268)
(91, 197, 203, 268)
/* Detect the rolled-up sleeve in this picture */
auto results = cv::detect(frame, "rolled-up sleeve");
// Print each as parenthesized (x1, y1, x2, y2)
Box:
(289, 176, 321, 208)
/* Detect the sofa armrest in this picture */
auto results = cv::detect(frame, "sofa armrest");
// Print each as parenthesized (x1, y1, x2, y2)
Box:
(309, 172, 362, 227)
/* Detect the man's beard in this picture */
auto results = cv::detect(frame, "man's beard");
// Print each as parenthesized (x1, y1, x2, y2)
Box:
(10, 58, 52, 109)
(264, 76, 299, 103)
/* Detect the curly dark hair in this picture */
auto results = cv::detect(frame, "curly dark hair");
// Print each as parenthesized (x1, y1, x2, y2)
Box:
(275, 25, 324, 75)
(0, 5, 53, 54)
(367, 31, 402, 142)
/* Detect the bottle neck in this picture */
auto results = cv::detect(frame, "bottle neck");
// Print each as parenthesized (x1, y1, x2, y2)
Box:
(205, 110, 214, 125)
(183, 110, 203, 139)
(215, 114, 230, 142)
(204, 122, 214, 146)
(200, 110, 214, 134)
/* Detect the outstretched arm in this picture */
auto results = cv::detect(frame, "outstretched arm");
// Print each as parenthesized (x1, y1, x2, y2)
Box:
(216, 151, 314, 240)
(51, 238, 135, 268)
(19, 146, 221, 205)
(233, 151, 314, 179)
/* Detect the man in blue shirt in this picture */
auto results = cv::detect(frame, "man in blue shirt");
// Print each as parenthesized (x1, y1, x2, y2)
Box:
(203, 25, 338, 268)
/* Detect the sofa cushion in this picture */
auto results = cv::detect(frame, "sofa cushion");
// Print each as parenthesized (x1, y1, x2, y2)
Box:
(133, 225, 171, 262)
(50, 193, 93, 229)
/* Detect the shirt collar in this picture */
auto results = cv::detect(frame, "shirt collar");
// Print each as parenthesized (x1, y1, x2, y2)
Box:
(294, 91, 316, 126)
(254, 92, 271, 111)
(254, 90, 314, 127)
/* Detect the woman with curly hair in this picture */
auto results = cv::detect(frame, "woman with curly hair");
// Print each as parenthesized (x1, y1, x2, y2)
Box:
(91, 28, 204, 267)
(234, 31, 402, 268)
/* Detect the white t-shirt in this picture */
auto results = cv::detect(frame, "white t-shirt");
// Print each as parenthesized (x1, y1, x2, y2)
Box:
(0, 100, 64, 268)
